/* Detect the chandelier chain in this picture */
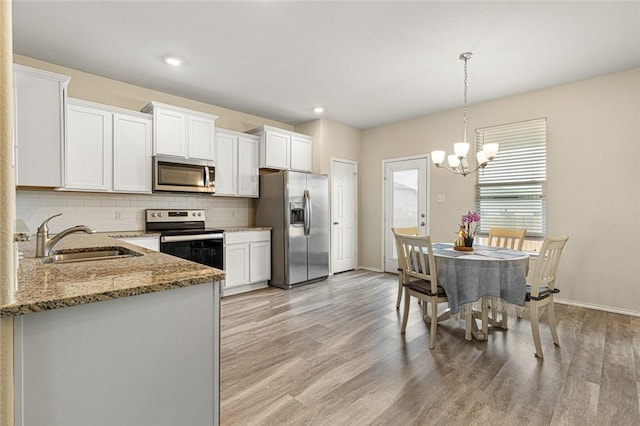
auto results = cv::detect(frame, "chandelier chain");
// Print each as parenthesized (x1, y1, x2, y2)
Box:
(463, 55, 468, 127)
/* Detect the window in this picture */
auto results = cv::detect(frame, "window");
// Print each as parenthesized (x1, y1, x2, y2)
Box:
(475, 118, 547, 237)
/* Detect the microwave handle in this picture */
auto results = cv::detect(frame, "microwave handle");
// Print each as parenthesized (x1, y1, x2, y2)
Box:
(204, 166, 211, 188)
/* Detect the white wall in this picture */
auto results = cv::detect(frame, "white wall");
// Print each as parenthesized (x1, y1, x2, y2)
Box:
(359, 68, 640, 315)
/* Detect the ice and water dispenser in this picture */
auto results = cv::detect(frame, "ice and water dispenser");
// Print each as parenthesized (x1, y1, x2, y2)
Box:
(290, 203, 305, 225)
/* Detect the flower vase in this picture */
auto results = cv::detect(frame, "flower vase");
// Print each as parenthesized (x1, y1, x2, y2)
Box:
(464, 236, 474, 248)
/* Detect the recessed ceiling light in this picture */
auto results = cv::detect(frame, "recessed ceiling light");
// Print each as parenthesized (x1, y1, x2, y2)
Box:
(313, 106, 325, 114)
(164, 56, 183, 66)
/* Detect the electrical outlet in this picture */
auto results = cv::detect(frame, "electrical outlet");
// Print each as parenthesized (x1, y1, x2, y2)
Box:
(115, 210, 122, 220)
(437, 194, 446, 203)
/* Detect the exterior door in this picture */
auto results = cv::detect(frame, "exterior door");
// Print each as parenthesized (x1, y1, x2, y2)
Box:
(383, 156, 429, 272)
(331, 159, 358, 273)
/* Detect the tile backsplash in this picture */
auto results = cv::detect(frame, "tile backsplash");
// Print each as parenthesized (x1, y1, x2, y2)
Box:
(17, 190, 254, 235)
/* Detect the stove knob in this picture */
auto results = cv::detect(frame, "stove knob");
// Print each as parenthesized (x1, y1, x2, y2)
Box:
(151, 212, 156, 218)
(197, 212, 202, 217)
(192, 212, 196, 217)
(158, 212, 163, 217)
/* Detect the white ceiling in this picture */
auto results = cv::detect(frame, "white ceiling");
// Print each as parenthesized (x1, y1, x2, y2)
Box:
(11, 1, 640, 130)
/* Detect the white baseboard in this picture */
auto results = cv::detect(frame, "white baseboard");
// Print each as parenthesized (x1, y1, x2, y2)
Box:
(555, 298, 640, 318)
(357, 265, 383, 273)
(221, 281, 268, 297)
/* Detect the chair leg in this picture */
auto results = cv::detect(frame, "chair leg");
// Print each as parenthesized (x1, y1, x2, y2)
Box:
(429, 299, 437, 349)
(530, 304, 544, 359)
(547, 301, 560, 347)
(395, 271, 403, 309)
(400, 289, 411, 333)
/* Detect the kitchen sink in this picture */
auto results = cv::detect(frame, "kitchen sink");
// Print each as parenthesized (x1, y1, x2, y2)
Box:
(48, 247, 142, 264)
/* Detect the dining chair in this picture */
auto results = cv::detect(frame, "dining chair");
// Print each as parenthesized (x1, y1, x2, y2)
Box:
(525, 235, 569, 359)
(485, 227, 527, 323)
(395, 233, 449, 349)
(391, 227, 419, 309)
(487, 227, 527, 251)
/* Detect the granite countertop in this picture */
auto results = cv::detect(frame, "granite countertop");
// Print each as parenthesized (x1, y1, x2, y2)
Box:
(2, 233, 224, 319)
(104, 230, 161, 238)
(220, 226, 272, 232)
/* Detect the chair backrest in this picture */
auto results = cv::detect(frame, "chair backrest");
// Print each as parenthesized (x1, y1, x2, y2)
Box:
(488, 227, 527, 251)
(529, 235, 569, 298)
(391, 227, 419, 269)
(394, 233, 438, 294)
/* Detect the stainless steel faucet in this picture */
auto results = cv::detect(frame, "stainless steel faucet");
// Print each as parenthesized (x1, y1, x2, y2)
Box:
(36, 213, 96, 257)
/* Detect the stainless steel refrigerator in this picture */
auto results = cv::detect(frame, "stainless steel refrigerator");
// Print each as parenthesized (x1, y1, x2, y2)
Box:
(255, 171, 330, 289)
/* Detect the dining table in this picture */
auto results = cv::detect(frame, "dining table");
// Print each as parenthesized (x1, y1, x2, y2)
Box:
(431, 243, 529, 341)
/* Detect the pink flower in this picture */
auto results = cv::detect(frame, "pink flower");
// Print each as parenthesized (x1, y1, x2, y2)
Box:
(461, 210, 480, 238)
(462, 211, 480, 224)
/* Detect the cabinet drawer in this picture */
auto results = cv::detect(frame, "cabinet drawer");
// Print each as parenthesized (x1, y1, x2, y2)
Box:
(224, 230, 270, 245)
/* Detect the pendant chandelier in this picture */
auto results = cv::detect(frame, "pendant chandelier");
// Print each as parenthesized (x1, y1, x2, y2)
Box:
(431, 52, 499, 177)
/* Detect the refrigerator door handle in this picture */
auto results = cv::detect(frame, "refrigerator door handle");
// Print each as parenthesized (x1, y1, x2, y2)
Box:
(304, 189, 311, 236)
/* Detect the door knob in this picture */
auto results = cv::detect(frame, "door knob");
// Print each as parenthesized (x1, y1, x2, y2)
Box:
(420, 222, 426, 226)
(333, 222, 339, 225)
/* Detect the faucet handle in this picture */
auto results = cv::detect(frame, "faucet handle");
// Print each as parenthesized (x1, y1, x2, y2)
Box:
(37, 213, 62, 233)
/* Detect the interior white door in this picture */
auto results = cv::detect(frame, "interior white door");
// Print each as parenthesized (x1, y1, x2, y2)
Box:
(331, 159, 358, 273)
(383, 157, 428, 272)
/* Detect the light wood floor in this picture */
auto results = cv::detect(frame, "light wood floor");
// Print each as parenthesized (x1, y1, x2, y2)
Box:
(220, 270, 640, 425)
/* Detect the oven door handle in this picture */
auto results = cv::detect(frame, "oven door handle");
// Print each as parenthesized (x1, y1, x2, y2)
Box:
(161, 234, 223, 243)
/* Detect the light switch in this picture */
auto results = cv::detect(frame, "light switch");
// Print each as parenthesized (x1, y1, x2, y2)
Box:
(437, 194, 446, 203)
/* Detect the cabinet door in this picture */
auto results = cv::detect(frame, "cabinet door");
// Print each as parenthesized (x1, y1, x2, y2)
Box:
(154, 108, 186, 157)
(66, 103, 112, 191)
(237, 136, 259, 197)
(13, 66, 68, 187)
(224, 244, 250, 288)
(263, 130, 289, 169)
(214, 132, 237, 195)
(188, 115, 214, 160)
(290, 135, 312, 172)
(249, 241, 271, 283)
(113, 114, 152, 193)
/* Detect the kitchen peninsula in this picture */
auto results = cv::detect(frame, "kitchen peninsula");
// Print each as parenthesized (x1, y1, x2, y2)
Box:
(3, 233, 223, 426)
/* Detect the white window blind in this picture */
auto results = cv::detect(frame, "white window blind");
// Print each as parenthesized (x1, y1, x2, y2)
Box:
(475, 118, 547, 237)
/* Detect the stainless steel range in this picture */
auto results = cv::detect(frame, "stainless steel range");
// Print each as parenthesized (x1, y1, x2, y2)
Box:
(145, 209, 223, 269)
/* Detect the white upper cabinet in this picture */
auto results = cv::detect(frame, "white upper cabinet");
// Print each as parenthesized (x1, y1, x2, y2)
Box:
(142, 102, 217, 161)
(65, 98, 152, 193)
(154, 107, 186, 157)
(290, 135, 312, 172)
(214, 128, 259, 198)
(188, 114, 215, 160)
(113, 113, 152, 193)
(263, 130, 289, 170)
(214, 130, 237, 196)
(249, 125, 312, 172)
(13, 64, 70, 187)
(66, 100, 112, 191)
(237, 134, 259, 197)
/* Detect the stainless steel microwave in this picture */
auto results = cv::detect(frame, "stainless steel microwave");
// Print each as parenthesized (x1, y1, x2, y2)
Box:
(153, 156, 215, 194)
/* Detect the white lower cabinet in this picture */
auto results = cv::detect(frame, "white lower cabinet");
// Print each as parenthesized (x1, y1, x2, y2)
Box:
(14, 282, 220, 426)
(65, 98, 152, 193)
(223, 230, 271, 296)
